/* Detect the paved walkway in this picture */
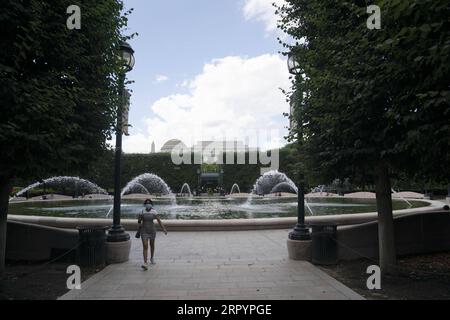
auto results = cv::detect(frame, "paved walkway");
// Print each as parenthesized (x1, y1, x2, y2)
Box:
(59, 230, 363, 300)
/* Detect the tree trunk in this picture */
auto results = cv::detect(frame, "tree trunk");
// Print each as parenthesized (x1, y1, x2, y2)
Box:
(374, 162, 397, 275)
(0, 176, 13, 274)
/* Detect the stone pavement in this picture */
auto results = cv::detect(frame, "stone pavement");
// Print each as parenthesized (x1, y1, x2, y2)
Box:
(59, 230, 363, 300)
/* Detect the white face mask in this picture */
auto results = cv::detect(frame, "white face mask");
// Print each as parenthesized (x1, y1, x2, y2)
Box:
(145, 204, 152, 210)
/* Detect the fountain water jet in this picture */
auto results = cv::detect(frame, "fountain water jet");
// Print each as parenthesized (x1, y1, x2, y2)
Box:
(179, 183, 192, 197)
(391, 188, 413, 208)
(13, 176, 108, 200)
(122, 173, 172, 196)
(251, 170, 298, 195)
(304, 197, 314, 215)
(270, 182, 297, 195)
(121, 182, 149, 196)
(230, 183, 241, 194)
(105, 173, 174, 218)
(243, 170, 297, 206)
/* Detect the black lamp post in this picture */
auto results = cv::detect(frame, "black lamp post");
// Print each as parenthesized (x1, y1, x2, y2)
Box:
(107, 41, 135, 243)
(197, 168, 201, 193)
(287, 52, 311, 241)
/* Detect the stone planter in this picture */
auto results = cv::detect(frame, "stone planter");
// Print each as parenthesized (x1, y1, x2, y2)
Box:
(105, 239, 131, 264)
(287, 238, 312, 261)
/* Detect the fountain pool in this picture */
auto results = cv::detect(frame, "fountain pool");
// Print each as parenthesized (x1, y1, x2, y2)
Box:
(8, 197, 430, 220)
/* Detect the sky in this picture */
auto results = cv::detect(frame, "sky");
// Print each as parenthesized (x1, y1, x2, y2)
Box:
(118, 0, 290, 153)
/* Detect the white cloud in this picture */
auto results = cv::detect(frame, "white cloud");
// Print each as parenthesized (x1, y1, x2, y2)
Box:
(121, 133, 152, 153)
(242, 0, 286, 34)
(154, 74, 169, 83)
(179, 79, 190, 88)
(123, 54, 291, 153)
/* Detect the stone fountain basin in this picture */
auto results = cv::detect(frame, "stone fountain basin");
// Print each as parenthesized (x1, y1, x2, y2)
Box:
(7, 199, 443, 231)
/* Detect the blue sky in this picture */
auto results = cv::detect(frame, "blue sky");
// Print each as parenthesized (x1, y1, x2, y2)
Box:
(120, 0, 290, 153)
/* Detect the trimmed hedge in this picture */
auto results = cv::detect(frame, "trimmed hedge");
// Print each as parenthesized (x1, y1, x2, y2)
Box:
(13, 144, 448, 195)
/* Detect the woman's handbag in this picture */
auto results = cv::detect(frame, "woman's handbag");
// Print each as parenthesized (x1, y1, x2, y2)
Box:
(135, 224, 141, 238)
(135, 213, 142, 238)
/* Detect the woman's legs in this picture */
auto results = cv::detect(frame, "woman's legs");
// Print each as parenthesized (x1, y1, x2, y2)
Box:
(150, 239, 155, 261)
(142, 238, 149, 263)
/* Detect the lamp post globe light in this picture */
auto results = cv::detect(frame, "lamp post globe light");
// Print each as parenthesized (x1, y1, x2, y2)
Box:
(287, 52, 302, 75)
(120, 41, 135, 71)
(287, 52, 311, 241)
(107, 41, 135, 244)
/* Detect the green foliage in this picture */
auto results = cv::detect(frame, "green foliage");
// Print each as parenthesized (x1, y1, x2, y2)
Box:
(0, 0, 131, 181)
(122, 153, 199, 193)
(13, 145, 446, 194)
(201, 163, 220, 173)
(277, 0, 450, 184)
(222, 153, 261, 193)
(74, 151, 268, 193)
(278, 144, 297, 175)
(72, 151, 199, 193)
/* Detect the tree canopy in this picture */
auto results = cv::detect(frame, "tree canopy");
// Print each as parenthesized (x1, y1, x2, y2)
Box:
(278, 0, 449, 186)
(0, 0, 132, 272)
(0, 0, 131, 181)
(277, 0, 449, 272)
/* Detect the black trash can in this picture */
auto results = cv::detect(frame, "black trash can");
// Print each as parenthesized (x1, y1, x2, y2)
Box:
(311, 223, 338, 265)
(77, 226, 108, 268)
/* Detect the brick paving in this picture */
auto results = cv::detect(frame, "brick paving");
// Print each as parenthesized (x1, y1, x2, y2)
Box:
(59, 230, 363, 300)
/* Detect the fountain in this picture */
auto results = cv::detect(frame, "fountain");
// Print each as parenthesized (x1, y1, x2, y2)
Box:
(12, 176, 108, 200)
(242, 170, 297, 206)
(105, 182, 152, 219)
(105, 173, 174, 218)
(179, 183, 192, 197)
(270, 182, 297, 194)
(121, 182, 149, 196)
(230, 183, 241, 194)
(391, 188, 413, 208)
(121, 173, 172, 196)
(304, 197, 314, 215)
(251, 170, 298, 195)
(8, 171, 431, 222)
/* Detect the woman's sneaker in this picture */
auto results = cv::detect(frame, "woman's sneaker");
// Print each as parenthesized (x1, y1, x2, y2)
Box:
(150, 258, 155, 265)
(141, 262, 148, 270)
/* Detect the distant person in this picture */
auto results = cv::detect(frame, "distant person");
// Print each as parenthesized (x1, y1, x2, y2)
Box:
(137, 198, 167, 270)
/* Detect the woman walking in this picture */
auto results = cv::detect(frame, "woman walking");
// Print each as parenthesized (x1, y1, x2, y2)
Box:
(138, 198, 167, 270)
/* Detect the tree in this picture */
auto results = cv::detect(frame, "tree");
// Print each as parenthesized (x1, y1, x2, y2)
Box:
(0, 0, 132, 272)
(277, 0, 449, 273)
